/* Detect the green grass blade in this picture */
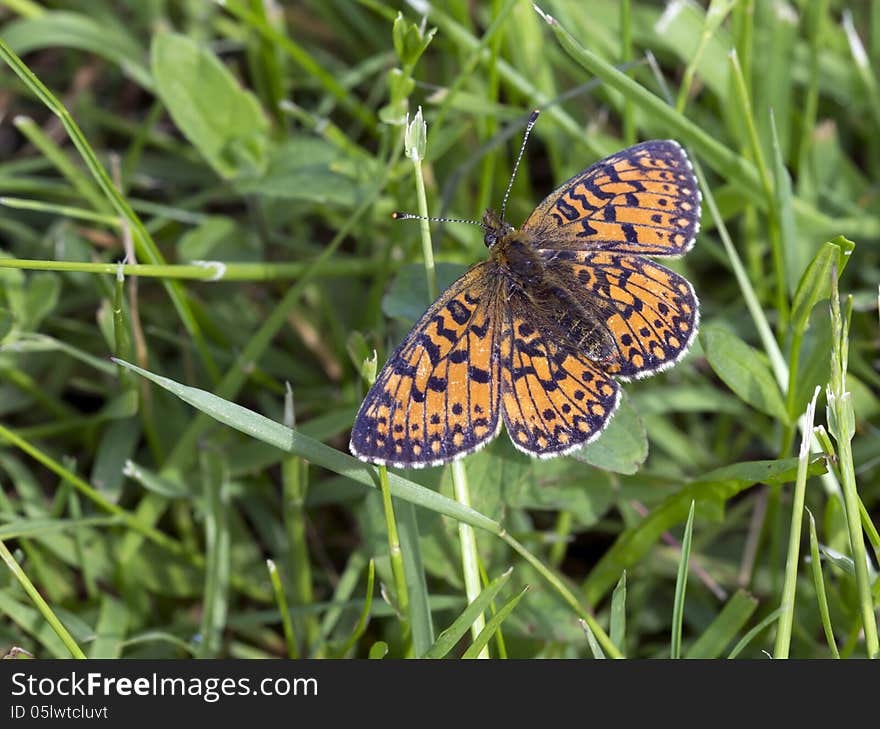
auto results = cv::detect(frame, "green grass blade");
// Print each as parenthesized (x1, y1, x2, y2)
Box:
(0, 538, 86, 659)
(685, 589, 758, 659)
(609, 571, 627, 656)
(727, 606, 786, 659)
(670, 500, 696, 658)
(806, 509, 840, 658)
(422, 567, 512, 658)
(461, 585, 529, 659)
(267, 558, 298, 659)
(774, 387, 820, 658)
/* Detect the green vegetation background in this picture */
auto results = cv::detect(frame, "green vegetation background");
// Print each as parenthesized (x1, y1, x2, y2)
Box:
(0, 0, 877, 659)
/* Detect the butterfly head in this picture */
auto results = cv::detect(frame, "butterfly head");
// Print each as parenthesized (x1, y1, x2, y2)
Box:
(481, 209, 514, 248)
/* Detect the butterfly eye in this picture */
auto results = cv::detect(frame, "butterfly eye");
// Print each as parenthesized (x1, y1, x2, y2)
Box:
(484, 232, 497, 248)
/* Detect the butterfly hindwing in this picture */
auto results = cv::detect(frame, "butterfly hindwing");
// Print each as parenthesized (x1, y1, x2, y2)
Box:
(350, 264, 502, 468)
(543, 250, 699, 380)
(499, 294, 621, 458)
(522, 140, 701, 257)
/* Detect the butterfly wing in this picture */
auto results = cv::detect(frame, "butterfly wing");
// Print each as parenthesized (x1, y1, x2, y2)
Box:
(350, 263, 503, 468)
(521, 140, 701, 257)
(499, 293, 621, 457)
(542, 250, 699, 380)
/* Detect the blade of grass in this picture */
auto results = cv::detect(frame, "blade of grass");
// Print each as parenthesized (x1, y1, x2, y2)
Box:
(461, 585, 529, 659)
(267, 558, 298, 659)
(0, 538, 86, 659)
(728, 49, 787, 332)
(396, 500, 434, 656)
(579, 619, 606, 659)
(281, 385, 315, 655)
(452, 459, 488, 656)
(685, 589, 758, 659)
(609, 571, 626, 656)
(336, 559, 376, 657)
(727, 606, 786, 658)
(197, 451, 230, 658)
(826, 275, 878, 657)
(806, 509, 840, 658)
(774, 386, 820, 658)
(422, 567, 512, 659)
(670, 500, 696, 658)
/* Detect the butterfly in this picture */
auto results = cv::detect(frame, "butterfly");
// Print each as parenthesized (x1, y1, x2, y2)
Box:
(350, 113, 700, 468)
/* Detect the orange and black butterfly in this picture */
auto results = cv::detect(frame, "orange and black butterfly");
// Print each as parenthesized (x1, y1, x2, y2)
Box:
(351, 113, 700, 468)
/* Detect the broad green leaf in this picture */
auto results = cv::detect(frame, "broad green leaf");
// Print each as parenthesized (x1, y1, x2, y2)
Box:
(177, 217, 240, 261)
(632, 0, 733, 100)
(460, 441, 615, 528)
(88, 596, 128, 659)
(235, 138, 362, 206)
(684, 589, 758, 658)
(24, 272, 60, 330)
(572, 394, 648, 474)
(151, 32, 269, 179)
(90, 418, 140, 496)
(701, 323, 790, 423)
(397, 500, 434, 655)
(582, 456, 827, 604)
(0, 307, 13, 341)
(423, 568, 512, 658)
(632, 385, 746, 416)
(790, 236, 855, 333)
(382, 263, 467, 324)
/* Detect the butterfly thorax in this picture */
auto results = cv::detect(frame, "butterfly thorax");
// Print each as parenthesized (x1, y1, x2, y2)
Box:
(490, 229, 545, 286)
(487, 219, 620, 365)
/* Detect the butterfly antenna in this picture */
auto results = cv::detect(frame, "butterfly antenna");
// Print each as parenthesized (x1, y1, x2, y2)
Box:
(391, 211, 483, 227)
(500, 109, 540, 222)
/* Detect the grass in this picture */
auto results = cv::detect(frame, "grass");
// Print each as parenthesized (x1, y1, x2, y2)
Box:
(0, 0, 877, 659)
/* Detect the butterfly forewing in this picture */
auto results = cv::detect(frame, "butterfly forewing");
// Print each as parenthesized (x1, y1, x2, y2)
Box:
(350, 264, 503, 468)
(522, 140, 701, 257)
